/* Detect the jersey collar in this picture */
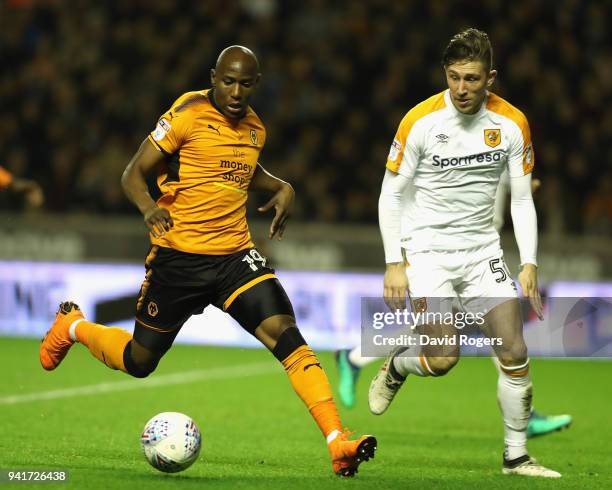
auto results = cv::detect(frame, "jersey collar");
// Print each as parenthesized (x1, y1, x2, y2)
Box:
(444, 89, 489, 119)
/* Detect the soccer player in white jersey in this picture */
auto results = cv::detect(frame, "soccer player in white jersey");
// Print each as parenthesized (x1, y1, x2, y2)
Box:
(367, 28, 561, 478)
(335, 170, 572, 438)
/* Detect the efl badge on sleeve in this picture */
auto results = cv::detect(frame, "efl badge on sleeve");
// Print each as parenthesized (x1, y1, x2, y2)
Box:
(484, 128, 501, 148)
(250, 129, 258, 145)
(523, 142, 534, 173)
(152, 118, 171, 142)
(388, 138, 402, 161)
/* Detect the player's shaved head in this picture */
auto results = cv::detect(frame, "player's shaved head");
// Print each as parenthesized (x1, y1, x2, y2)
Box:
(211, 45, 261, 120)
(216, 45, 260, 73)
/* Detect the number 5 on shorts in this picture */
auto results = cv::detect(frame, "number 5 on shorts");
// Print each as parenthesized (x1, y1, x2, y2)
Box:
(489, 258, 509, 283)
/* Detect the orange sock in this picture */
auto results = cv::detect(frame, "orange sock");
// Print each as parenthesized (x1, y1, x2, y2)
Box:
(74, 321, 131, 373)
(281, 345, 342, 439)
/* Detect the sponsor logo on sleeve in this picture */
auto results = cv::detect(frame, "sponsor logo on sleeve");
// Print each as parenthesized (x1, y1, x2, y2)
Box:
(152, 118, 171, 141)
(388, 138, 402, 161)
(484, 128, 501, 148)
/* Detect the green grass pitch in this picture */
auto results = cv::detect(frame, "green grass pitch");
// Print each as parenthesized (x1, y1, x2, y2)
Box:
(0, 337, 610, 489)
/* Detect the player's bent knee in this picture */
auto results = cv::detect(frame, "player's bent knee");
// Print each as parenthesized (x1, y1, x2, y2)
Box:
(123, 340, 161, 378)
(497, 344, 528, 367)
(427, 355, 459, 376)
(257, 315, 296, 341)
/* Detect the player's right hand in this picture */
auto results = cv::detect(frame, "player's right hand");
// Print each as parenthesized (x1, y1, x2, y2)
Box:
(383, 263, 409, 311)
(143, 205, 174, 238)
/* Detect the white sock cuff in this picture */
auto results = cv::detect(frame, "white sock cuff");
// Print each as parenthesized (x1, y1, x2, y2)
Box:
(419, 353, 437, 376)
(393, 352, 428, 377)
(498, 358, 530, 373)
(68, 318, 85, 342)
(326, 429, 341, 444)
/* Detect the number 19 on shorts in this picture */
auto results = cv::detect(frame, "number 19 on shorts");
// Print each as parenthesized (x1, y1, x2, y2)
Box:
(242, 249, 267, 271)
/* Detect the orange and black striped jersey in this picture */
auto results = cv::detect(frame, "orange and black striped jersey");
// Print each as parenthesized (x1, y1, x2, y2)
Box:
(147, 89, 266, 255)
(0, 166, 13, 190)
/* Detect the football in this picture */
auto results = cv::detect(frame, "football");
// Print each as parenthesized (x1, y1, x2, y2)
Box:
(140, 412, 202, 473)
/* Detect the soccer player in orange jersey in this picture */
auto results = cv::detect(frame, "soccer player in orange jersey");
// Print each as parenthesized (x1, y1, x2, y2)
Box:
(39, 46, 376, 477)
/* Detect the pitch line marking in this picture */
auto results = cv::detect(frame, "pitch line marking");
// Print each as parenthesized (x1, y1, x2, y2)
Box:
(0, 362, 278, 405)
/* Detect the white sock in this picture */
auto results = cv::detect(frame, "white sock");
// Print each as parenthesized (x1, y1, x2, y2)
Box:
(497, 360, 531, 460)
(68, 318, 85, 342)
(392, 349, 432, 377)
(348, 345, 379, 368)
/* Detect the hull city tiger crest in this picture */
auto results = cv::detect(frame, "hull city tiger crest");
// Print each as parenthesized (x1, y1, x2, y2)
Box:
(250, 129, 258, 145)
(484, 129, 501, 148)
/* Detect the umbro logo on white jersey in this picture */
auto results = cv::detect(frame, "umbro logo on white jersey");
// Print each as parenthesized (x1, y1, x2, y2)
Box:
(435, 134, 449, 144)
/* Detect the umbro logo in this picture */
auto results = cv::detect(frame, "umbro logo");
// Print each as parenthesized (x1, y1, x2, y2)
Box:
(208, 124, 221, 135)
(435, 134, 449, 144)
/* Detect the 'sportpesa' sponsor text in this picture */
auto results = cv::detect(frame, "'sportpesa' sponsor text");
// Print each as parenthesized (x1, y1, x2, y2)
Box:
(432, 150, 504, 168)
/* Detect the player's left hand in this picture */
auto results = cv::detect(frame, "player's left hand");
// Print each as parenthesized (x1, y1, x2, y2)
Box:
(518, 263, 543, 320)
(258, 182, 294, 240)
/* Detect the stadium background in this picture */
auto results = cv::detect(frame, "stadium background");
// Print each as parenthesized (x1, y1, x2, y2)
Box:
(1, 1, 610, 488)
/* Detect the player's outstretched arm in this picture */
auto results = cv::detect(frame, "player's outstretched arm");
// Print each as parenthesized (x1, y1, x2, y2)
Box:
(121, 138, 173, 238)
(379, 169, 411, 310)
(249, 162, 294, 240)
(509, 173, 543, 319)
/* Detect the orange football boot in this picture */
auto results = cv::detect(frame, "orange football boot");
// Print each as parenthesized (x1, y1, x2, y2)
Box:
(328, 429, 377, 477)
(40, 301, 84, 370)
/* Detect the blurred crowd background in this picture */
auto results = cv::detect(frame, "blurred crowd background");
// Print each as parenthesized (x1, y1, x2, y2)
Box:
(2, 0, 611, 235)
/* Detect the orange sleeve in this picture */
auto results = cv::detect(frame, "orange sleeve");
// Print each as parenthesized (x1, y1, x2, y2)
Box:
(148, 92, 199, 154)
(0, 166, 13, 190)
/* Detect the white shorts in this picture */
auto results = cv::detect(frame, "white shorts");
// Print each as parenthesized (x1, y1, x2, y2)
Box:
(404, 242, 518, 317)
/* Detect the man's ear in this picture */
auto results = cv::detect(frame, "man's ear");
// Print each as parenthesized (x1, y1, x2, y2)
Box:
(487, 69, 497, 87)
(210, 68, 216, 87)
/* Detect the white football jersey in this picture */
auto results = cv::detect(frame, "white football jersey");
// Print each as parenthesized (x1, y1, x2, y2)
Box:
(387, 90, 534, 252)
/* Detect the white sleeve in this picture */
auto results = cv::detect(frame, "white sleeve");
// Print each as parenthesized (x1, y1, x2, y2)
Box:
(378, 169, 412, 263)
(493, 169, 510, 231)
(509, 173, 538, 266)
(386, 117, 423, 178)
